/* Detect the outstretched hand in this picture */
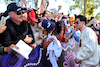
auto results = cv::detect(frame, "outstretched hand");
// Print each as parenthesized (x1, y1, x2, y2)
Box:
(24, 35, 33, 43)
(30, 43, 37, 49)
(4, 44, 19, 53)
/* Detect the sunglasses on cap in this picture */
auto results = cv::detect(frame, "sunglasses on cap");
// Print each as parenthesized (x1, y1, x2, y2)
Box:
(16, 11, 25, 15)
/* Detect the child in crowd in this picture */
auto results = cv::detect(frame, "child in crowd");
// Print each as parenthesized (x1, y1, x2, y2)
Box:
(42, 19, 62, 67)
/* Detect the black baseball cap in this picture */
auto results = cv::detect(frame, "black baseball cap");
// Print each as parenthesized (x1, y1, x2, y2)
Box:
(7, 3, 22, 13)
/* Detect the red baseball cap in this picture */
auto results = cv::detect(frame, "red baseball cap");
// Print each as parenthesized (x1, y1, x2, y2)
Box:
(28, 9, 38, 23)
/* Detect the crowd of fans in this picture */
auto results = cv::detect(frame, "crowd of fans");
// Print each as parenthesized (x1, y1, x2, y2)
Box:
(0, 2, 100, 67)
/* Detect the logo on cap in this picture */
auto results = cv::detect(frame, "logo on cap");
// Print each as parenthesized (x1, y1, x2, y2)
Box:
(16, 3, 21, 7)
(17, 8, 21, 11)
(47, 21, 51, 28)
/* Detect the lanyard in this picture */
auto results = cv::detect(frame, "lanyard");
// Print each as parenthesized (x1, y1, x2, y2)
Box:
(79, 26, 86, 47)
(81, 26, 86, 33)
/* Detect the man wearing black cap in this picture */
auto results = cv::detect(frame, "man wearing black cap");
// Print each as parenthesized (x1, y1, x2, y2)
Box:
(2, 3, 35, 50)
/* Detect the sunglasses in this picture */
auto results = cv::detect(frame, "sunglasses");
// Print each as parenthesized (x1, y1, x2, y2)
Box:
(16, 11, 25, 15)
(75, 21, 79, 24)
(75, 21, 84, 24)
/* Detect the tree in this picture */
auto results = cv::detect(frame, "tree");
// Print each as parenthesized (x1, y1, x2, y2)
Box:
(95, 12, 100, 21)
(84, 0, 87, 17)
(69, 0, 100, 19)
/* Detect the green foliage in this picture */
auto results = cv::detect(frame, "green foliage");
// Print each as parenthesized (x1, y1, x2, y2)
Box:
(95, 12, 100, 21)
(69, 0, 100, 19)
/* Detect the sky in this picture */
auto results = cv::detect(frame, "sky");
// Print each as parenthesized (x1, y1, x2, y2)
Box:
(47, 0, 80, 16)
(0, 0, 100, 17)
(48, 0, 69, 14)
(0, 0, 7, 12)
(94, 6, 100, 16)
(47, 0, 100, 16)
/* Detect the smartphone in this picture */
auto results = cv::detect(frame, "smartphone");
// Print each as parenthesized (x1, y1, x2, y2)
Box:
(58, 5, 62, 10)
(0, 16, 6, 25)
(65, 31, 70, 37)
(43, 35, 47, 39)
(52, 8, 56, 14)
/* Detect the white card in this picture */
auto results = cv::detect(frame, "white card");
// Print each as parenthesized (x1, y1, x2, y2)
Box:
(12, 40, 33, 60)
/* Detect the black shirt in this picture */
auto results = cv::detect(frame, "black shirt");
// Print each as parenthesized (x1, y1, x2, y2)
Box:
(2, 18, 35, 47)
